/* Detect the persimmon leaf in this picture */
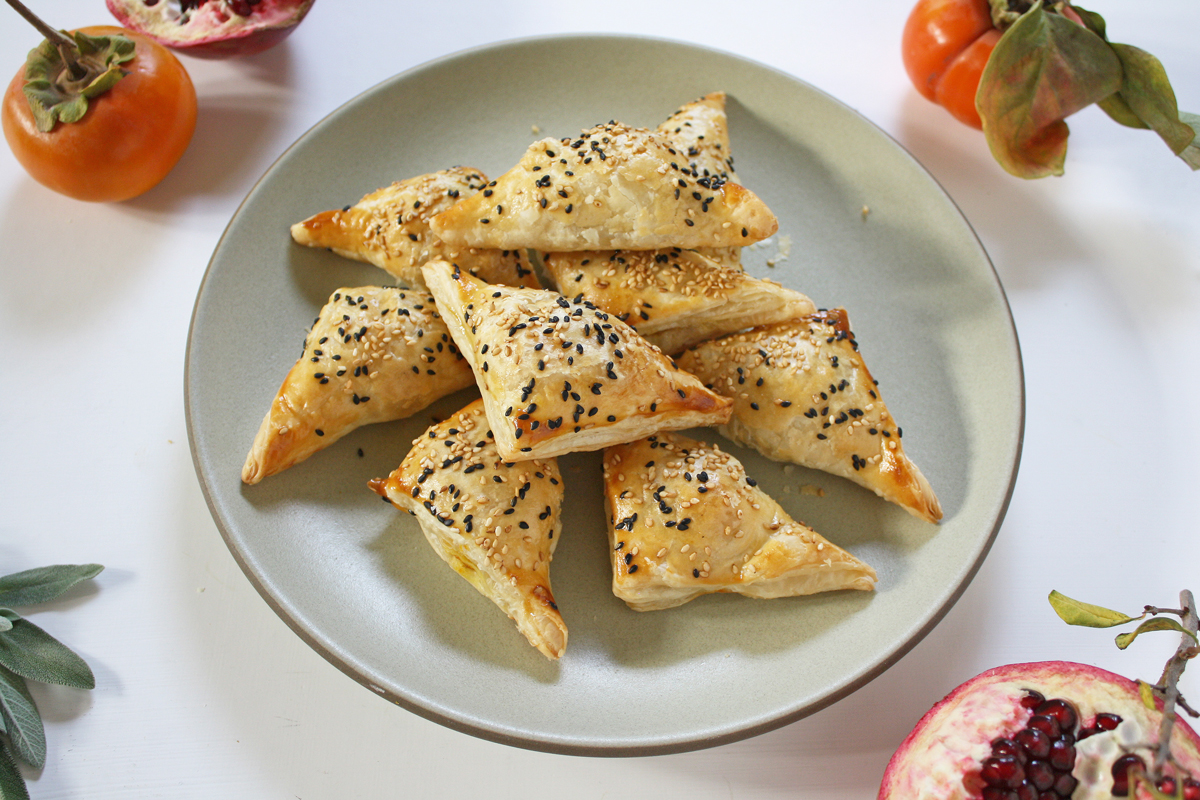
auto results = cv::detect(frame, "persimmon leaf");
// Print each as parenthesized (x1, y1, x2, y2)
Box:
(1178, 112, 1200, 170)
(977, 1, 1122, 178)
(1098, 92, 1150, 129)
(1105, 43, 1196, 157)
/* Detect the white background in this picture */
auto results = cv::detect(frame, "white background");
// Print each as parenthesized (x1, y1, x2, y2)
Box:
(1, 1, 1197, 797)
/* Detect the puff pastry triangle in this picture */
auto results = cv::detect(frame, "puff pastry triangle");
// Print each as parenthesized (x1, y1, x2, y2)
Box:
(290, 167, 540, 289)
(241, 286, 475, 484)
(657, 92, 745, 268)
(543, 248, 815, 354)
(675, 310, 942, 522)
(369, 399, 567, 659)
(421, 259, 733, 462)
(429, 121, 777, 252)
(656, 91, 739, 185)
(603, 431, 877, 611)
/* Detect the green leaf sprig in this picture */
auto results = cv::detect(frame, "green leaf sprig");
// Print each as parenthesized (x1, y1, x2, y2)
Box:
(1049, 588, 1199, 799)
(0, 564, 103, 800)
(978, 0, 1198, 178)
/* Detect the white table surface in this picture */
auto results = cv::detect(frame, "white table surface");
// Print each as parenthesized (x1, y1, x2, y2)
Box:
(1, 1, 1197, 797)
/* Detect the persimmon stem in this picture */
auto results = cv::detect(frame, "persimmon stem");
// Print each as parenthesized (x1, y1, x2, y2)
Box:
(4, 0, 85, 79)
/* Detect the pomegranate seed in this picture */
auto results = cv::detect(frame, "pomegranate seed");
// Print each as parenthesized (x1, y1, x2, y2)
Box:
(1020, 690, 1046, 710)
(1026, 760, 1054, 791)
(1184, 778, 1200, 800)
(1112, 753, 1146, 797)
(1159, 777, 1178, 795)
(1048, 738, 1076, 772)
(982, 788, 1016, 800)
(1053, 772, 1078, 797)
(981, 756, 1025, 788)
(1026, 714, 1062, 740)
(1035, 699, 1078, 732)
(1015, 728, 1052, 759)
(1015, 781, 1038, 800)
(991, 738, 1022, 759)
(1095, 713, 1122, 731)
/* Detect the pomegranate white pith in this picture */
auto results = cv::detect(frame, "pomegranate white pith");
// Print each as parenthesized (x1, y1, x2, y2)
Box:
(879, 661, 1200, 800)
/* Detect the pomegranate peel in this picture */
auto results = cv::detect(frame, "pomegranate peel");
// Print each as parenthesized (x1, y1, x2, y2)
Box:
(105, 0, 315, 58)
(879, 661, 1200, 800)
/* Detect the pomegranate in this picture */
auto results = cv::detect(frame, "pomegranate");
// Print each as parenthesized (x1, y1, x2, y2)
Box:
(105, 0, 315, 58)
(879, 661, 1200, 800)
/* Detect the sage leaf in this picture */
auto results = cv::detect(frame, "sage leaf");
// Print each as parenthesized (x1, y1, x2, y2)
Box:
(977, 2, 1122, 178)
(1115, 617, 1197, 650)
(1048, 590, 1136, 628)
(0, 740, 30, 800)
(0, 667, 45, 769)
(0, 618, 94, 689)
(0, 564, 103, 608)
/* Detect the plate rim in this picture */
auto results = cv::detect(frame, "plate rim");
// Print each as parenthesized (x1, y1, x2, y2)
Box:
(184, 31, 1025, 756)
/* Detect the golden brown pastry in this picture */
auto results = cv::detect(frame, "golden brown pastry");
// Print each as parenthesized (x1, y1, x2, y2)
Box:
(369, 399, 567, 659)
(603, 431, 877, 611)
(542, 248, 815, 354)
(428, 121, 777, 252)
(241, 286, 475, 485)
(421, 259, 734, 462)
(674, 310, 942, 522)
(289, 167, 540, 289)
(656, 91, 739, 185)
(658, 91, 744, 268)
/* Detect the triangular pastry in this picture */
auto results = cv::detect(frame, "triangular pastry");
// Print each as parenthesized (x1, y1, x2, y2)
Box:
(656, 91, 739, 185)
(428, 121, 777, 252)
(369, 399, 567, 659)
(421, 259, 734, 462)
(603, 431, 877, 611)
(542, 248, 815, 354)
(674, 310, 942, 522)
(657, 92, 745, 269)
(290, 167, 540, 289)
(241, 286, 475, 484)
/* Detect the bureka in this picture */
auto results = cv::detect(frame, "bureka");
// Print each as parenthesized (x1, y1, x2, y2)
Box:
(429, 121, 777, 252)
(290, 167, 540, 289)
(371, 400, 568, 659)
(603, 432, 877, 611)
(422, 259, 733, 462)
(675, 310, 942, 522)
(242, 286, 474, 484)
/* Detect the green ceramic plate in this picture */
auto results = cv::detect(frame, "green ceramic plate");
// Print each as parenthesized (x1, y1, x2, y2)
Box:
(186, 34, 1023, 756)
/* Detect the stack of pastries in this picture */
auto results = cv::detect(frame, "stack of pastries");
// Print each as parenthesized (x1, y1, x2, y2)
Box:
(243, 92, 941, 660)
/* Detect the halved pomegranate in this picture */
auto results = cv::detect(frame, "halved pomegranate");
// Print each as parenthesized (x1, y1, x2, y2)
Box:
(105, 0, 315, 58)
(879, 661, 1200, 800)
